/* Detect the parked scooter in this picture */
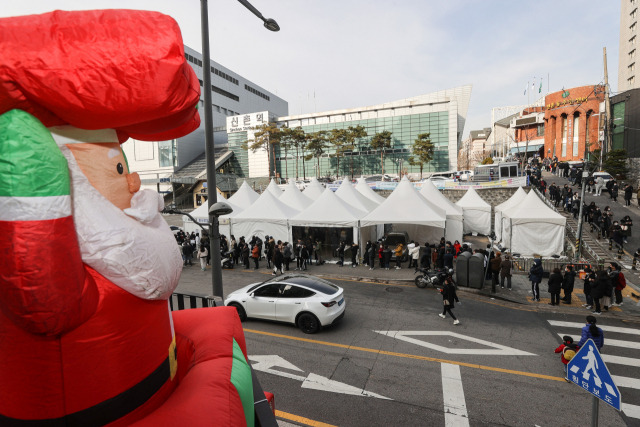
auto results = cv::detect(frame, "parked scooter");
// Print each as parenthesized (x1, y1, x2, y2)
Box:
(414, 267, 453, 288)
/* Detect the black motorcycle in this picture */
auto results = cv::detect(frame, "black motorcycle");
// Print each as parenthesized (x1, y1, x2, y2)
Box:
(414, 267, 453, 288)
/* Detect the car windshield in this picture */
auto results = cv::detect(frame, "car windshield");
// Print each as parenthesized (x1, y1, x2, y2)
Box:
(385, 235, 406, 246)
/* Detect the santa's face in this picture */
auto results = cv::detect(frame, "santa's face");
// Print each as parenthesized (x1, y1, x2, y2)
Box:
(58, 142, 181, 300)
(67, 142, 140, 210)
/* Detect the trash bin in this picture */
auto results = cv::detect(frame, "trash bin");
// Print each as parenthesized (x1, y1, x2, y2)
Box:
(455, 251, 471, 287)
(468, 252, 485, 289)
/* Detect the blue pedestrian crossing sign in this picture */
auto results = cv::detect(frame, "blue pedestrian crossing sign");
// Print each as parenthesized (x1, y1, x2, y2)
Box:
(566, 338, 621, 411)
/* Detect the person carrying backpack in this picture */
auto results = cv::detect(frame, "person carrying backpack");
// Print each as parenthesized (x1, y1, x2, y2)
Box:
(554, 335, 578, 381)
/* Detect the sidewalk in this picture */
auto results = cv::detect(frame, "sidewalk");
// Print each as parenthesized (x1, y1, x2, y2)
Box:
(177, 257, 640, 319)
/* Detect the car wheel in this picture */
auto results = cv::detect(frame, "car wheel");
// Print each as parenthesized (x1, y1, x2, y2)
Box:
(415, 275, 427, 288)
(228, 303, 246, 322)
(297, 313, 320, 334)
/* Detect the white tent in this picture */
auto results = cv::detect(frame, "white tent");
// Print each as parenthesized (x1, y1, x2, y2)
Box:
(279, 181, 313, 212)
(354, 178, 385, 204)
(456, 187, 491, 235)
(232, 190, 298, 242)
(182, 197, 240, 236)
(227, 180, 260, 211)
(419, 179, 464, 243)
(290, 188, 366, 250)
(264, 179, 284, 198)
(335, 179, 378, 213)
(303, 178, 325, 200)
(361, 177, 446, 243)
(502, 190, 566, 257)
(494, 187, 528, 242)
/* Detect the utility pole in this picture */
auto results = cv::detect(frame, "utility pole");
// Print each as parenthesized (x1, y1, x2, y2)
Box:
(602, 47, 612, 171)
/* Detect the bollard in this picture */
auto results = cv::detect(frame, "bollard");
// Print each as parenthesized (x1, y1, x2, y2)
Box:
(609, 239, 613, 251)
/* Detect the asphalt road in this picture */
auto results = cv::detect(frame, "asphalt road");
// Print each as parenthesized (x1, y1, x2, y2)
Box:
(175, 268, 638, 426)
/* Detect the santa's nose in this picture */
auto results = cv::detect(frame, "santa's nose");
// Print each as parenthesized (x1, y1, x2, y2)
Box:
(127, 172, 141, 194)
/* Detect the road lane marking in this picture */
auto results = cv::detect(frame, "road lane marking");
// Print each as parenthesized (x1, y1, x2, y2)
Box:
(558, 333, 640, 350)
(602, 354, 640, 368)
(374, 330, 536, 356)
(249, 355, 391, 400)
(611, 375, 640, 390)
(441, 363, 469, 427)
(244, 328, 566, 382)
(621, 403, 640, 420)
(547, 320, 640, 335)
(275, 410, 337, 427)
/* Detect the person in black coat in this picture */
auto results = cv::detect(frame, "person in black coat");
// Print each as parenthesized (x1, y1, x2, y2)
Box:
(582, 267, 595, 309)
(590, 271, 611, 314)
(438, 276, 460, 325)
(547, 268, 563, 305)
(272, 246, 284, 275)
(529, 258, 544, 301)
(420, 243, 432, 270)
(368, 242, 377, 270)
(443, 249, 454, 270)
(561, 265, 576, 304)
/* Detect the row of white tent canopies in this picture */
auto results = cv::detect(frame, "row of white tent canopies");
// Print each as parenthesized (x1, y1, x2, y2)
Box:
(183, 177, 566, 257)
(184, 176, 463, 247)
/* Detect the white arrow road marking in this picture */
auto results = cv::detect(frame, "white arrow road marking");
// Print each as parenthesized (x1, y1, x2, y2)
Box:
(557, 333, 640, 350)
(547, 320, 640, 336)
(374, 331, 536, 356)
(441, 363, 469, 427)
(302, 373, 392, 400)
(249, 355, 391, 400)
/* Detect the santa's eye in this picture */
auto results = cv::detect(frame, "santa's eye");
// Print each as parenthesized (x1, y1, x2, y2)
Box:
(116, 163, 124, 175)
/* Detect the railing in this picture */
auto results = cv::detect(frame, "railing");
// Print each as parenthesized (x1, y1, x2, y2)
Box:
(169, 292, 217, 311)
(510, 256, 604, 277)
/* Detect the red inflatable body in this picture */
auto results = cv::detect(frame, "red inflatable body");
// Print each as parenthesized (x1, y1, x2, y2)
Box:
(0, 10, 257, 426)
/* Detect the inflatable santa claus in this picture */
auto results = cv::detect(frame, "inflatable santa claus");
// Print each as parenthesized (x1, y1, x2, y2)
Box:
(0, 10, 255, 426)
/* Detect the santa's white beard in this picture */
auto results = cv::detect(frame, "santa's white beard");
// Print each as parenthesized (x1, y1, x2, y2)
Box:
(59, 145, 182, 300)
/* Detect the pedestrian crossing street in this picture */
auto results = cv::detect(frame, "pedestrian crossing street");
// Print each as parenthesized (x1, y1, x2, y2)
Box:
(547, 320, 640, 421)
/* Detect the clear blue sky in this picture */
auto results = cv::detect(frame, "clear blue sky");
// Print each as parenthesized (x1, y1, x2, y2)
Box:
(0, 1, 622, 137)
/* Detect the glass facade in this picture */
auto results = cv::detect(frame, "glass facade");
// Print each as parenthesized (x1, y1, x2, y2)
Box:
(612, 101, 626, 151)
(281, 112, 449, 179)
(158, 140, 177, 167)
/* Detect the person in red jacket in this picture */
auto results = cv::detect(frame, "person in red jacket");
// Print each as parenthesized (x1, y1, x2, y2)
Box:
(554, 335, 578, 381)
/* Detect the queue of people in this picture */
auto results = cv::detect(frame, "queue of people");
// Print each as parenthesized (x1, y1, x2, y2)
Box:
(530, 260, 628, 314)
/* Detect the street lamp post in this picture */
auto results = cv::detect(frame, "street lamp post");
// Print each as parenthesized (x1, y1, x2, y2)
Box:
(200, 0, 279, 302)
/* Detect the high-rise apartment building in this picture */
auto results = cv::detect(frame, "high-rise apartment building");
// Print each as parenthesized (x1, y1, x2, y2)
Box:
(619, 0, 640, 91)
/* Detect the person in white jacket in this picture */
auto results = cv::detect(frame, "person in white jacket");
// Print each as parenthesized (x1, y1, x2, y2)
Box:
(407, 241, 420, 270)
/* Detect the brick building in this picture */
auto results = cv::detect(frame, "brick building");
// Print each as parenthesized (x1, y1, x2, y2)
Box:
(544, 85, 605, 161)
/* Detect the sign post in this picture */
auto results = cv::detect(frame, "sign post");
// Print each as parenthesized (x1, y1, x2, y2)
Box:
(566, 338, 621, 426)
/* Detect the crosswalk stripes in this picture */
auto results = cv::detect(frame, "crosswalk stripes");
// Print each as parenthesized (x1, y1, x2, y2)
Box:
(547, 319, 640, 421)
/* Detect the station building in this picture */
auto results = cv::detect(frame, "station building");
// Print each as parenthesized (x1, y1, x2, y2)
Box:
(226, 85, 472, 180)
(543, 85, 605, 162)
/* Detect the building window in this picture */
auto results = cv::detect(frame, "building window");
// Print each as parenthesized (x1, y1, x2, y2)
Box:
(158, 140, 177, 167)
(561, 115, 567, 157)
(633, 8, 638, 18)
(632, 35, 637, 45)
(537, 124, 544, 137)
(628, 76, 635, 86)
(630, 63, 636, 73)
(572, 114, 579, 157)
(632, 22, 637, 32)
(209, 66, 239, 85)
(630, 49, 636, 60)
(244, 84, 271, 101)
(211, 85, 239, 102)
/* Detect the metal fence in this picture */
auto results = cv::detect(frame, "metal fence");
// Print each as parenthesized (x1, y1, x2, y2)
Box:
(510, 257, 605, 278)
(169, 292, 218, 311)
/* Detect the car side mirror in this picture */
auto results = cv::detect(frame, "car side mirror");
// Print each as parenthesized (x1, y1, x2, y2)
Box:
(250, 292, 255, 297)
